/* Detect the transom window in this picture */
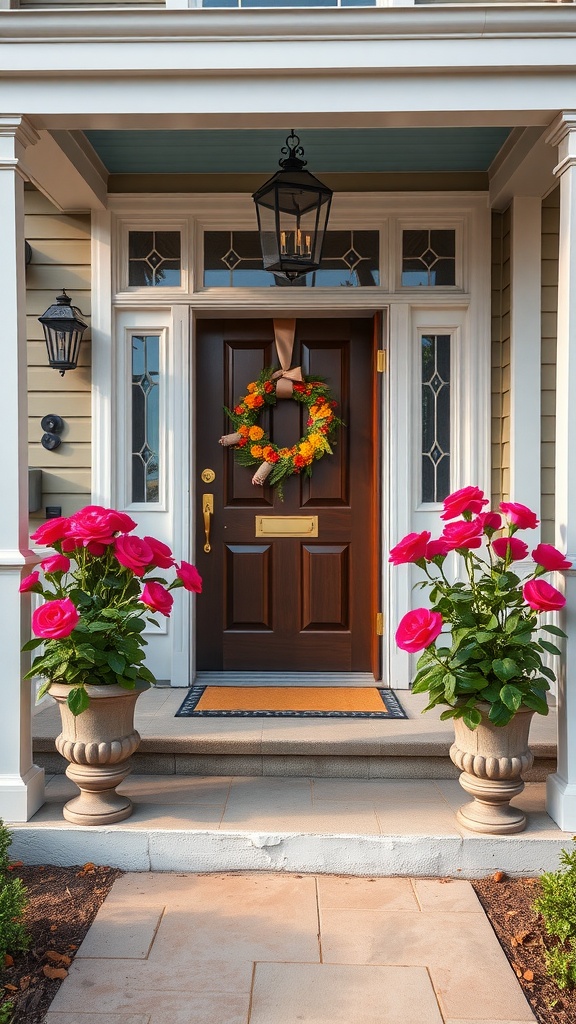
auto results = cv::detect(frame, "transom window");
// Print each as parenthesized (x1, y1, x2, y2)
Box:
(203, 230, 380, 287)
(421, 333, 451, 503)
(200, 0, 376, 7)
(128, 231, 181, 287)
(402, 230, 456, 287)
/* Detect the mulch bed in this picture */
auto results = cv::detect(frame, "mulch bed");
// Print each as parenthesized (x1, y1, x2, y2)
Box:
(473, 874, 576, 1024)
(0, 863, 122, 1024)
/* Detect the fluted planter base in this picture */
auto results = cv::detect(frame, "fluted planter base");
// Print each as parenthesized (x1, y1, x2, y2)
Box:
(450, 704, 535, 836)
(51, 681, 149, 826)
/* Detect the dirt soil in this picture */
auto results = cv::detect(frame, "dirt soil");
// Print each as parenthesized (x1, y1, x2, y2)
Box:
(473, 875, 576, 1024)
(0, 863, 122, 1024)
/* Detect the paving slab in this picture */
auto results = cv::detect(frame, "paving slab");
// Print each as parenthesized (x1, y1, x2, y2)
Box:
(46, 872, 536, 1024)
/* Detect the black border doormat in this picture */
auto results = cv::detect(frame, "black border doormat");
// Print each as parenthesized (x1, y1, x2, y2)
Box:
(175, 686, 407, 719)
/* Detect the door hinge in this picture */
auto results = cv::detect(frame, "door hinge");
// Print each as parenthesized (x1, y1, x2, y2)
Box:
(376, 349, 387, 373)
(376, 612, 384, 636)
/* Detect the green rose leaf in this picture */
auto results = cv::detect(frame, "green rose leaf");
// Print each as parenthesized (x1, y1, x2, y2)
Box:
(462, 707, 483, 730)
(523, 691, 549, 715)
(492, 658, 520, 682)
(488, 700, 514, 726)
(67, 686, 90, 717)
(500, 684, 523, 713)
(539, 639, 562, 657)
(22, 638, 44, 652)
(542, 624, 568, 639)
(444, 673, 457, 700)
(107, 652, 126, 674)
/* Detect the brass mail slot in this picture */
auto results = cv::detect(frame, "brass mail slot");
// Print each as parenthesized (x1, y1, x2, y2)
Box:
(255, 515, 318, 538)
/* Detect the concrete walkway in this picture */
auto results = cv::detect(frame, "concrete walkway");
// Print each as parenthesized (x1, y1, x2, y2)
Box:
(45, 871, 536, 1024)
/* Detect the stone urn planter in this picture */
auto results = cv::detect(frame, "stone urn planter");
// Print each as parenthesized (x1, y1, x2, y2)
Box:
(50, 681, 150, 825)
(449, 703, 535, 835)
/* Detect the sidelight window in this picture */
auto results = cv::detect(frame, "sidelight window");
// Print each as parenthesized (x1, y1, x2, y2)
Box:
(421, 333, 451, 503)
(131, 334, 161, 503)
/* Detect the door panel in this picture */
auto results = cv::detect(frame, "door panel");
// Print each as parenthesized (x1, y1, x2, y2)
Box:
(195, 317, 378, 674)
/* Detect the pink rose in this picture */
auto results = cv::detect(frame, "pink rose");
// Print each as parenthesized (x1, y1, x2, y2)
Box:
(32, 598, 79, 639)
(40, 554, 70, 574)
(440, 486, 488, 521)
(523, 579, 565, 612)
(176, 561, 203, 593)
(19, 571, 40, 593)
(144, 536, 175, 570)
(499, 501, 539, 530)
(30, 517, 70, 546)
(478, 511, 502, 532)
(69, 506, 136, 547)
(491, 536, 529, 562)
(114, 535, 154, 576)
(532, 543, 573, 572)
(441, 518, 484, 551)
(86, 541, 107, 557)
(395, 608, 443, 653)
(425, 538, 451, 560)
(389, 531, 431, 565)
(141, 581, 174, 617)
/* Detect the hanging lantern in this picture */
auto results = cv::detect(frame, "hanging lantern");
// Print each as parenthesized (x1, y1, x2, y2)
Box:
(252, 131, 333, 282)
(38, 290, 88, 376)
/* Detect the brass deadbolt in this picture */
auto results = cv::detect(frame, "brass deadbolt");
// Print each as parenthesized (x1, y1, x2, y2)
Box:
(201, 468, 216, 484)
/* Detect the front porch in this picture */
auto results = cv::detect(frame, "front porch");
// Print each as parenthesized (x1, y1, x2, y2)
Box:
(9, 687, 567, 877)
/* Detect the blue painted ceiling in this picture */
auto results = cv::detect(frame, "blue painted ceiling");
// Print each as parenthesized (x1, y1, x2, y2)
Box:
(84, 128, 511, 175)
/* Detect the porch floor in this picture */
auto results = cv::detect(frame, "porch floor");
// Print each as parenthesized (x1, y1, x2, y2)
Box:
(15, 689, 569, 877)
(32, 686, 558, 780)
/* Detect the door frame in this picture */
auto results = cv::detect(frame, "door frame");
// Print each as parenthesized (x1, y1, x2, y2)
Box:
(93, 193, 490, 688)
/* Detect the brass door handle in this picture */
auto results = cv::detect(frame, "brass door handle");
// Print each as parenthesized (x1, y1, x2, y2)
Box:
(203, 493, 214, 553)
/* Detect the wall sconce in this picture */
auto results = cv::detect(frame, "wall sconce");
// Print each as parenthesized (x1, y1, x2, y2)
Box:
(38, 289, 88, 376)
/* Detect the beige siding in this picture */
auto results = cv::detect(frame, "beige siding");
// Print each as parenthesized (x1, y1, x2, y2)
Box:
(25, 186, 92, 522)
(541, 186, 559, 545)
(491, 206, 511, 509)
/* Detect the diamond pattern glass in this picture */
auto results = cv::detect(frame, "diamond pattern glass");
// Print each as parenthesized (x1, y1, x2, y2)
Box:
(421, 334, 451, 503)
(402, 229, 456, 287)
(128, 231, 181, 287)
(203, 230, 379, 287)
(132, 335, 160, 503)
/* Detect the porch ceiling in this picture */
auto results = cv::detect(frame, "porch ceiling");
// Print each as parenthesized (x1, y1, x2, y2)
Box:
(84, 127, 511, 175)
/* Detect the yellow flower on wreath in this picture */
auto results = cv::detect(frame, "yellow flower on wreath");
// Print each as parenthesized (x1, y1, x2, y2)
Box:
(249, 425, 265, 441)
(299, 441, 314, 459)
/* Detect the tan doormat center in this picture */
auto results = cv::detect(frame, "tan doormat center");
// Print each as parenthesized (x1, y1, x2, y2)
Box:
(175, 686, 407, 718)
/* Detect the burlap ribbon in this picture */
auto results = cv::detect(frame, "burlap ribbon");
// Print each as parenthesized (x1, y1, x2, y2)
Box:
(271, 319, 302, 398)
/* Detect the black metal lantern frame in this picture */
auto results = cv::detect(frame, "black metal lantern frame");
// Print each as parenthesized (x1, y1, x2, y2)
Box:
(252, 131, 333, 282)
(38, 290, 89, 376)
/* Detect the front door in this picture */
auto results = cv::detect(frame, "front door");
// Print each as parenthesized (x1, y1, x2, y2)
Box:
(195, 317, 380, 674)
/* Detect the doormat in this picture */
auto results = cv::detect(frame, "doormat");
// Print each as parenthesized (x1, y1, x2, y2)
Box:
(175, 686, 407, 719)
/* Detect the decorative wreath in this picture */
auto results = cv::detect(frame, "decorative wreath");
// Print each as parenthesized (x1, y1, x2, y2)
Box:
(219, 368, 342, 498)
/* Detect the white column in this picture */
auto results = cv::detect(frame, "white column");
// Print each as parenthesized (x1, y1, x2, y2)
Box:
(545, 112, 576, 831)
(0, 115, 45, 822)
(509, 196, 542, 537)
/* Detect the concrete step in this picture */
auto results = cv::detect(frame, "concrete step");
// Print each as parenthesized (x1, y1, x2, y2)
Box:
(32, 687, 558, 781)
(8, 775, 572, 877)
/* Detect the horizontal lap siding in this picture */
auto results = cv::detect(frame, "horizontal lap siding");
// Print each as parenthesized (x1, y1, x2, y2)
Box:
(541, 187, 559, 545)
(25, 187, 92, 523)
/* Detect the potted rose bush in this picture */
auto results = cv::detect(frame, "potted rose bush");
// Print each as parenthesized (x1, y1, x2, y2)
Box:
(391, 486, 569, 834)
(22, 505, 202, 825)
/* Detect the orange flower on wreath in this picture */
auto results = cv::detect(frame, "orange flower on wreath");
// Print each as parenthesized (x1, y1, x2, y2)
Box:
(246, 382, 257, 393)
(238, 425, 250, 438)
(263, 446, 279, 464)
(251, 445, 264, 458)
(245, 394, 264, 410)
(249, 425, 265, 441)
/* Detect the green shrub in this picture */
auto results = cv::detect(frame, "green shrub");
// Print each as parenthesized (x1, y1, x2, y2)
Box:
(534, 839, 576, 989)
(0, 1001, 13, 1024)
(0, 820, 28, 980)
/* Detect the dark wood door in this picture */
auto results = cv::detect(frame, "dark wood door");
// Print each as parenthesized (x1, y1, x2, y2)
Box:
(195, 317, 379, 673)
